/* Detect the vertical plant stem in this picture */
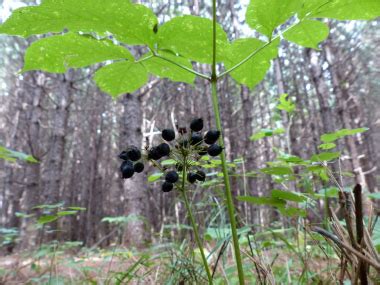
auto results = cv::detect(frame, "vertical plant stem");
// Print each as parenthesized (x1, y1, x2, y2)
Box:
(211, 0, 245, 283)
(180, 156, 213, 284)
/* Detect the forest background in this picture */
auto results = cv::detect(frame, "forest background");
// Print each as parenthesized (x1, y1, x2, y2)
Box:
(0, 0, 379, 283)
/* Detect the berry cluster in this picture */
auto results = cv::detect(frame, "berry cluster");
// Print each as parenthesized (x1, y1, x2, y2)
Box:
(119, 146, 144, 179)
(119, 118, 224, 193)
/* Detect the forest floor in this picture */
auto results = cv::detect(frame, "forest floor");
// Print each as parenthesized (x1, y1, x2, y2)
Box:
(0, 248, 336, 284)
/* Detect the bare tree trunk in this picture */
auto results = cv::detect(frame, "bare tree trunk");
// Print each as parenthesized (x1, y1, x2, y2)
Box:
(120, 93, 150, 247)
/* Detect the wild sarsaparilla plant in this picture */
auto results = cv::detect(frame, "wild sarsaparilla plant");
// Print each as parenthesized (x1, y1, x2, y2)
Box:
(1, 0, 379, 283)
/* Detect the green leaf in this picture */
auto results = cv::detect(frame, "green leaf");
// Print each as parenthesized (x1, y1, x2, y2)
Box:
(283, 20, 329, 49)
(261, 166, 293, 175)
(0, 146, 38, 163)
(94, 61, 148, 98)
(224, 38, 279, 88)
(250, 128, 284, 141)
(157, 15, 228, 63)
(246, 0, 302, 37)
(321, 128, 369, 143)
(237, 196, 286, 207)
(278, 206, 307, 217)
(23, 33, 133, 73)
(315, 187, 339, 198)
(57, 211, 78, 217)
(37, 215, 58, 225)
(67, 207, 86, 211)
(0, 0, 157, 46)
(148, 172, 163, 182)
(311, 152, 340, 162)
(368, 193, 380, 200)
(271, 189, 307, 202)
(318, 143, 337, 150)
(306, 0, 380, 21)
(276, 93, 295, 113)
(141, 51, 195, 84)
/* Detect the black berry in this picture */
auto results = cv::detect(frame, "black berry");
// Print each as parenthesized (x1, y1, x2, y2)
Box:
(208, 144, 223, 157)
(157, 143, 171, 157)
(195, 170, 206, 182)
(165, 171, 179, 183)
(187, 172, 197, 184)
(119, 151, 129, 160)
(133, 162, 144, 173)
(190, 118, 203, 132)
(162, 129, 175, 141)
(120, 160, 134, 179)
(190, 133, 203, 145)
(126, 146, 141, 161)
(204, 130, 220, 145)
(162, 182, 173, 192)
(148, 147, 162, 160)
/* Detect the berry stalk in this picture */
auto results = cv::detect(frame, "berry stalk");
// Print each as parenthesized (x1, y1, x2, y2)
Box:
(180, 154, 213, 284)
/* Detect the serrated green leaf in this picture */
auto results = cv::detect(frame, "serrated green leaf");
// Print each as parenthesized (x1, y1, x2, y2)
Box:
(283, 20, 329, 49)
(271, 189, 307, 202)
(306, 0, 380, 21)
(148, 172, 163, 182)
(224, 38, 279, 88)
(318, 143, 336, 150)
(261, 166, 293, 175)
(37, 215, 58, 225)
(277, 93, 295, 113)
(94, 61, 148, 98)
(141, 51, 195, 84)
(311, 152, 340, 162)
(237, 196, 286, 207)
(0, 0, 157, 46)
(246, 0, 302, 38)
(157, 15, 228, 63)
(23, 33, 133, 73)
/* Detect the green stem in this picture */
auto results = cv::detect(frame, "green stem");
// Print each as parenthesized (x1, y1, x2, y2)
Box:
(210, 80, 245, 284)
(218, 22, 299, 79)
(154, 53, 210, 80)
(211, 0, 245, 284)
(180, 157, 213, 284)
